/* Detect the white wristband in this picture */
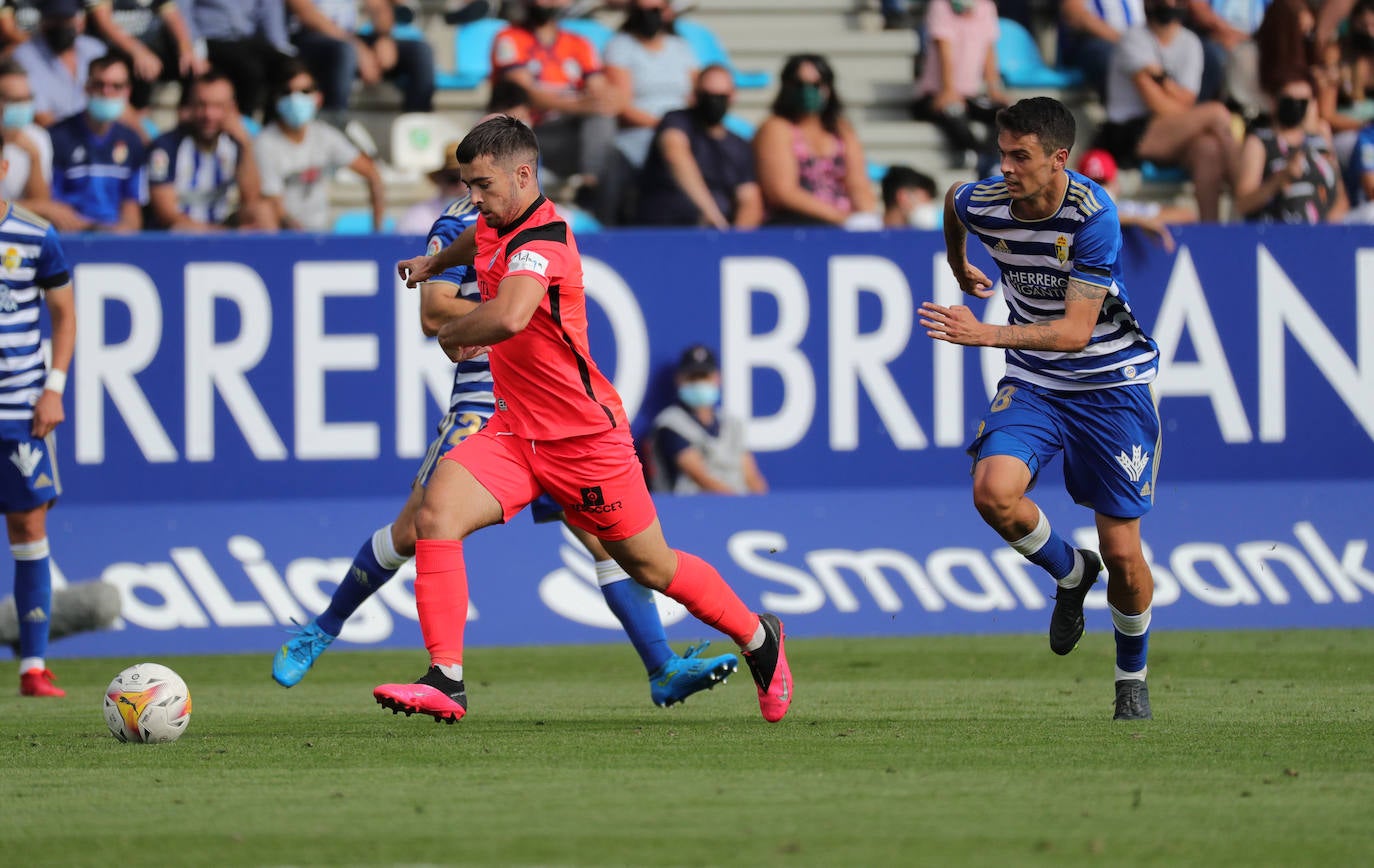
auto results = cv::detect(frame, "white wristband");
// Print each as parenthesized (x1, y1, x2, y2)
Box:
(44, 368, 66, 396)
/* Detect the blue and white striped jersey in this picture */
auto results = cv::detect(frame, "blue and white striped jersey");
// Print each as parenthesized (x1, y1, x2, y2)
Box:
(425, 196, 492, 414)
(953, 170, 1158, 391)
(0, 204, 70, 419)
(1088, 0, 1144, 30)
(148, 127, 243, 225)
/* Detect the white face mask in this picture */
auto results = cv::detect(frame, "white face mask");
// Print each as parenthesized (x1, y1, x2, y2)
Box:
(907, 202, 941, 229)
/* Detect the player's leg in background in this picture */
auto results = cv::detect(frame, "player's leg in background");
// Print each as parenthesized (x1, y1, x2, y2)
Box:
(271, 485, 420, 687)
(564, 522, 738, 707)
(598, 520, 791, 722)
(10, 505, 62, 697)
(1097, 513, 1154, 720)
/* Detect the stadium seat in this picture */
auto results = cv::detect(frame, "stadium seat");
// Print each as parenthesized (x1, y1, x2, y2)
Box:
(356, 21, 426, 42)
(390, 112, 465, 176)
(1141, 161, 1189, 184)
(435, 18, 506, 90)
(673, 19, 770, 90)
(561, 18, 615, 53)
(332, 210, 398, 234)
(722, 113, 755, 141)
(997, 18, 1083, 89)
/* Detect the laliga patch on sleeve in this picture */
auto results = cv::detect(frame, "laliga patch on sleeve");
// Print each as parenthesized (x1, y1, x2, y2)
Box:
(508, 249, 549, 277)
(427, 236, 442, 255)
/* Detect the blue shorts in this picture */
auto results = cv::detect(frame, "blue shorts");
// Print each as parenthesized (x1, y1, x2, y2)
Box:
(967, 378, 1160, 519)
(412, 406, 564, 523)
(0, 419, 61, 513)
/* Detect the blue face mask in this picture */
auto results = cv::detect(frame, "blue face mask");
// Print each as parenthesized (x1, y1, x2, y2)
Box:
(2, 101, 34, 130)
(275, 92, 317, 129)
(678, 382, 720, 408)
(87, 95, 125, 124)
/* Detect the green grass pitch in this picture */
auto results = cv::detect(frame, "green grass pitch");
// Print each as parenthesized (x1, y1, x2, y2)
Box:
(2, 629, 1372, 867)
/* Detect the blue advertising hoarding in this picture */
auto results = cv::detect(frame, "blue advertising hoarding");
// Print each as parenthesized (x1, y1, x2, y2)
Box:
(23, 225, 1374, 655)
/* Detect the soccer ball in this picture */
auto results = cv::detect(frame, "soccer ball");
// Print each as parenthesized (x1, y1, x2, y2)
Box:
(103, 663, 192, 744)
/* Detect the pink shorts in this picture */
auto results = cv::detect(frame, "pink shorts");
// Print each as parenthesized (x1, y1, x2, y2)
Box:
(443, 413, 658, 541)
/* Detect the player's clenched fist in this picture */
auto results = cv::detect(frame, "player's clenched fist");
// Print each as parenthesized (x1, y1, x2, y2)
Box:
(397, 254, 439, 288)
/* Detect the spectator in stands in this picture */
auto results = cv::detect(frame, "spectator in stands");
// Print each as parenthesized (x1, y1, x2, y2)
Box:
(12, 0, 106, 126)
(754, 53, 876, 227)
(603, 0, 695, 222)
(1078, 147, 1196, 250)
(1059, 0, 1146, 99)
(648, 344, 767, 496)
(1256, 0, 1317, 104)
(880, 164, 939, 228)
(184, 0, 294, 122)
(490, 0, 616, 215)
(147, 70, 275, 232)
(286, 0, 435, 125)
(255, 59, 384, 232)
(397, 139, 466, 235)
(1184, 0, 1264, 104)
(1099, 0, 1238, 221)
(634, 63, 761, 228)
(1313, 0, 1374, 161)
(1234, 74, 1348, 223)
(909, 0, 1008, 173)
(48, 53, 144, 232)
(881, 0, 915, 31)
(86, 0, 205, 128)
(0, 61, 50, 205)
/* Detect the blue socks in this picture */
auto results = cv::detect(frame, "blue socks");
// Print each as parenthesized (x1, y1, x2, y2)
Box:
(317, 525, 408, 637)
(14, 538, 52, 670)
(1009, 507, 1080, 586)
(596, 559, 673, 676)
(1112, 605, 1152, 680)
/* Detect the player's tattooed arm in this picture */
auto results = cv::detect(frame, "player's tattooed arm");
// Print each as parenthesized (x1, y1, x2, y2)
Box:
(920, 278, 1105, 351)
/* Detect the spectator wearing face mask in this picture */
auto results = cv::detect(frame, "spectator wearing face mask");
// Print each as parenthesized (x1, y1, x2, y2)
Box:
(11, 0, 107, 126)
(47, 53, 144, 232)
(880, 164, 939, 229)
(1313, 0, 1374, 162)
(0, 60, 56, 222)
(633, 63, 760, 228)
(254, 59, 385, 231)
(1234, 74, 1347, 224)
(754, 52, 876, 227)
(646, 344, 767, 496)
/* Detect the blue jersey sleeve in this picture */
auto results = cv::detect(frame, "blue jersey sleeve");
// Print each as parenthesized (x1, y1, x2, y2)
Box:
(36, 226, 71, 289)
(427, 196, 480, 287)
(950, 181, 975, 229)
(1069, 203, 1122, 290)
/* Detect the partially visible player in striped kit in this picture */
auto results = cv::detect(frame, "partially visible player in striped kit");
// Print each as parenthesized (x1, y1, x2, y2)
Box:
(920, 96, 1160, 721)
(0, 185, 76, 697)
(273, 193, 739, 708)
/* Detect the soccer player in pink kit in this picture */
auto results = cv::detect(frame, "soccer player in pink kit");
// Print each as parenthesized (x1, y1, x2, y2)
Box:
(383, 115, 791, 724)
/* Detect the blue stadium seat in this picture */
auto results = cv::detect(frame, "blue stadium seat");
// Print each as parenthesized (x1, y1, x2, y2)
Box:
(561, 18, 615, 53)
(435, 18, 506, 90)
(332, 210, 397, 234)
(356, 22, 426, 42)
(1140, 161, 1189, 184)
(673, 19, 770, 90)
(721, 112, 755, 140)
(997, 18, 1083, 89)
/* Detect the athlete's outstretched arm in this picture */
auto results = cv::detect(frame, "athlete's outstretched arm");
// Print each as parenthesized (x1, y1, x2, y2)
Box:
(397, 224, 478, 287)
(942, 183, 994, 299)
(435, 274, 545, 360)
(919, 277, 1105, 352)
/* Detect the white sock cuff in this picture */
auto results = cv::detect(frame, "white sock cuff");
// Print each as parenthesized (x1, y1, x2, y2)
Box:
(19, 656, 43, 673)
(1009, 508, 1051, 557)
(12, 538, 49, 561)
(1110, 604, 1152, 637)
(595, 558, 631, 587)
(1114, 665, 1147, 681)
(371, 525, 407, 571)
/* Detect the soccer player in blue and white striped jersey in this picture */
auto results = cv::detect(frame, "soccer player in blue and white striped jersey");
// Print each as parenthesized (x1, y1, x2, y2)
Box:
(273, 193, 738, 707)
(0, 180, 76, 698)
(920, 96, 1159, 721)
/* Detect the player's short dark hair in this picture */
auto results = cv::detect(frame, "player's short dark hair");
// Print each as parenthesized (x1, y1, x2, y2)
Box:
(995, 97, 1077, 155)
(456, 115, 540, 169)
(881, 164, 936, 208)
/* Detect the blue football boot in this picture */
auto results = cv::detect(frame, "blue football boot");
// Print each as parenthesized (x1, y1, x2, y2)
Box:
(649, 641, 739, 707)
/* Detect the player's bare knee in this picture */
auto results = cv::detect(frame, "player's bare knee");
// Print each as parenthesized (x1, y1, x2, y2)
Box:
(971, 481, 1019, 530)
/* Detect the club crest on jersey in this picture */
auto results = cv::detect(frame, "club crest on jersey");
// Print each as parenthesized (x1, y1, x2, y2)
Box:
(1, 246, 20, 272)
(1055, 234, 1069, 263)
(113, 142, 129, 165)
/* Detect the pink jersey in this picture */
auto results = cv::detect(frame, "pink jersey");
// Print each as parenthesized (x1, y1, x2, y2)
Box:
(473, 196, 628, 440)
